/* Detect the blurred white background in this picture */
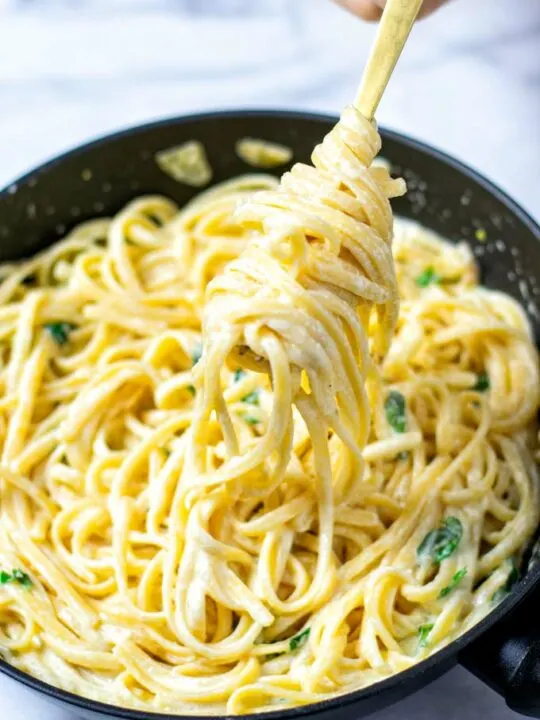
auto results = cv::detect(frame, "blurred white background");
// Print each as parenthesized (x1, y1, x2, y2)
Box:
(0, 0, 539, 218)
(0, 0, 538, 718)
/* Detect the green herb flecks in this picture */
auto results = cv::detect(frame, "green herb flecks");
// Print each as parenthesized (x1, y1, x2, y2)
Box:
(416, 266, 440, 288)
(289, 628, 310, 652)
(473, 373, 490, 392)
(385, 391, 406, 433)
(0, 569, 32, 588)
(242, 390, 259, 405)
(492, 559, 520, 603)
(187, 385, 196, 396)
(244, 415, 259, 426)
(234, 369, 246, 383)
(44, 322, 77, 346)
(191, 344, 202, 366)
(417, 517, 463, 564)
(439, 567, 467, 598)
(418, 623, 434, 648)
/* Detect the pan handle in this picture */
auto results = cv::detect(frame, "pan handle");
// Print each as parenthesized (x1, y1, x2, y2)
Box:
(459, 582, 540, 718)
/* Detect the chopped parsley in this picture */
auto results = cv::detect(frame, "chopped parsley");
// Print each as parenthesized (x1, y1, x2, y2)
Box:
(417, 517, 463, 564)
(492, 559, 520, 603)
(244, 415, 259, 426)
(473, 373, 490, 392)
(44, 322, 77, 346)
(385, 391, 406, 433)
(191, 344, 202, 365)
(418, 623, 434, 648)
(261, 627, 311, 658)
(439, 567, 467, 598)
(0, 568, 32, 588)
(416, 266, 440, 288)
(289, 628, 310, 652)
(234, 368, 259, 404)
(187, 385, 196, 396)
(242, 390, 259, 405)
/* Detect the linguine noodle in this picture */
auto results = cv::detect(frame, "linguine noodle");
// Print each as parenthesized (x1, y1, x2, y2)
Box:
(0, 107, 538, 714)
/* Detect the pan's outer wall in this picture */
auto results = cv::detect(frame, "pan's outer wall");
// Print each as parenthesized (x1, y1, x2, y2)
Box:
(0, 110, 540, 720)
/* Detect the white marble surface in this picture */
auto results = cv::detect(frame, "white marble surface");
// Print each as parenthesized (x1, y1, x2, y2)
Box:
(0, 0, 538, 718)
(1, 0, 539, 219)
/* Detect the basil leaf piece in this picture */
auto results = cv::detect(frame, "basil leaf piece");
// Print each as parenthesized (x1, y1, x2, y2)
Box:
(233, 369, 246, 383)
(11, 569, 32, 587)
(439, 567, 467, 598)
(0, 569, 32, 588)
(187, 385, 196, 396)
(385, 391, 406, 433)
(416, 266, 440, 288)
(244, 415, 259, 426)
(289, 628, 310, 652)
(418, 623, 434, 648)
(242, 390, 259, 405)
(492, 559, 520, 603)
(44, 322, 76, 346)
(473, 373, 490, 392)
(417, 517, 463, 564)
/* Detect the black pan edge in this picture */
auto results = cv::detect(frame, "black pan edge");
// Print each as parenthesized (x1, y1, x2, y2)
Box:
(2, 108, 539, 242)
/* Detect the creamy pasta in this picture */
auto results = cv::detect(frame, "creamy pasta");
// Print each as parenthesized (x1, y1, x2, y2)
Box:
(0, 107, 538, 715)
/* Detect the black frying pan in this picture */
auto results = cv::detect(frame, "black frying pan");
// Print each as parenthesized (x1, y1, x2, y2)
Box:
(1, 110, 540, 720)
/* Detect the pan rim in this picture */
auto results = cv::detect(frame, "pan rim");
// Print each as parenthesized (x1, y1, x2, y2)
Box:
(0, 107, 539, 720)
(2, 108, 539, 238)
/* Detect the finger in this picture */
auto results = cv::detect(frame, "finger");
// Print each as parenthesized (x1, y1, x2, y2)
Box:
(333, 0, 383, 22)
(372, 0, 449, 17)
(334, 0, 448, 21)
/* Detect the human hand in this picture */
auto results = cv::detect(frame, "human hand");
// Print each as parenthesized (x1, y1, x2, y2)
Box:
(333, 0, 449, 21)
